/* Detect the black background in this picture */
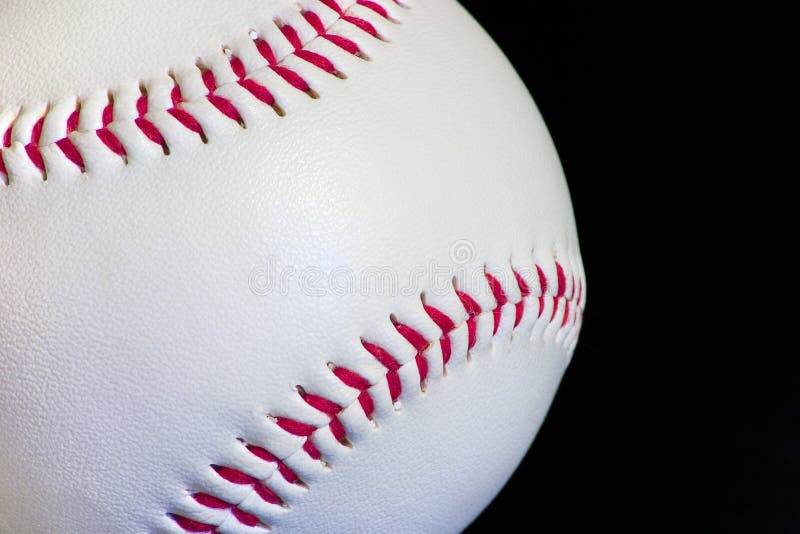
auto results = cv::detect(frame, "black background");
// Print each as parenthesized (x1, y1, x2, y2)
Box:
(457, 1, 796, 532)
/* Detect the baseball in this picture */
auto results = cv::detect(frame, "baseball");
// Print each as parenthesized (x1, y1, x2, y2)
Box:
(0, 1, 585, 532)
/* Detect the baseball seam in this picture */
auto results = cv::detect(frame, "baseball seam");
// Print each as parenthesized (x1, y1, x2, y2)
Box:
(0, 0, 404, 186)
(166, 258, 585, 533)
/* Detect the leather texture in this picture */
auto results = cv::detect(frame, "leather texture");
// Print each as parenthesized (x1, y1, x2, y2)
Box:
(0, 1, 584, 532)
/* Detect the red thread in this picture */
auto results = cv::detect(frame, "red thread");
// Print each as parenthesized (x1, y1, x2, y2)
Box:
(254, 38, 278, 65)
(254, 482, 284, 506)
(207, 94, 244, 125)
(301, 393, 341, 416)
(362, 341, 401, 372)
(319, 0, 344, 15)
(193, 493, 229, 509)
(275, 417, 316, 437)
(213, 465, 257, 485)
(324, 34, 363, 56)
(556, 262, 567, 298)
(358, 390, 375, 418)
(272, 65, 311, 93)
(278, 462, 300, 484)
(295, 50, 338, 75)
(303, 439, 322, 460)
(231, 508, 261, 528)
(96, 128, 127, 160)
(342, 15, 378, 37)
(440, 334, 452, 365)
(332, 366, 371, 390)
(170, 515, 216, 533)
(246, 444, 278, 463)
(386, 371, 402, 402)
(357, 0, 390, 18)
(329, 416, 347, 442)
(424, 305, 456, 334)
(280, 24, 303, 50)
(2, 127, 10, 148)
(415, 354, 429, 384)
(238, 79, 277, 107)
(394, 323, 428, 352)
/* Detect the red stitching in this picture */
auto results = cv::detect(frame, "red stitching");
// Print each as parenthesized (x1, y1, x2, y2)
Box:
(0, 0, 388, 185)
(169, 255, 584, 532)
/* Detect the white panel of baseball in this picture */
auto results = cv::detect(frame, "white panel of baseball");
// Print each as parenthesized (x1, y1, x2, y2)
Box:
(0, 1, 585, 532)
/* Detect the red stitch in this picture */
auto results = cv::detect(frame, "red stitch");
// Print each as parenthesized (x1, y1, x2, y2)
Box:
(302, 10, 327, 35)
(246, 444, 278, 463)
(514, 271, 530, 327)
(561, 299, 570, 328)
(168, 108, 207, 141)
(278, 462, 300, 484)
(415, 354, 429, 384)
(193, 493, 229, 509)
(135, 118, 169, 154)
(66, 108, 80, 133)
(576, 278, 583, 308)
(0, 156, 7, 184)
(102, 102, 114, 127)
(24, 144, 45, 174)
(440, 334, 452, 365)
(24, 117, 46, 175)
(56, 107, 86, 171)
(386, 371, 402, 402)
(280, 24, 303, 50)
(207, 94, 244, 126)
(272, 65, 312, 94)
(455, 292, 481, 348)
(485, 273, 507, 335)
(170, 514, 217, 533)
(362, 341, 401, 372)
(30, 117, 44, 144)
(254, 482, 284, 506)
(514, 301, 525, 328)
(301, 392, 341, 416)
(357, 0, 389, 18)
(56, 138, 85, 171)
(295, 50, 338, 75)
(325, 33, 363, 57)
(2, 127, 10, 148)
(319, 0, 344, 15)
(229, 56, 247, 80)
(275, 417, 316, 437)
(96, 128, 127, 160)
(556, 262, 567, 298)
(329, 416, 347, 442)
(536, 265, 547, 294)
(232, 507, 261, 528)
(358, 390, 375, 418)
(343, 15, 379, 38)
(424, 305, 456, 334)
(394, 323, 428, 352)
(239, 78, 277, 107)
(457, 290, 482, 318)
(332, 366, 371, 390)
(201, 69, 217, 92)
(303, 439, 322, 460)
(254, 38, 278, 65)
(213, 465, 257, 486)
(550, 297, 559, 323)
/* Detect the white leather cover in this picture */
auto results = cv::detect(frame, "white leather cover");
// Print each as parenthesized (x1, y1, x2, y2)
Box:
(0, 1, 585, 532)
